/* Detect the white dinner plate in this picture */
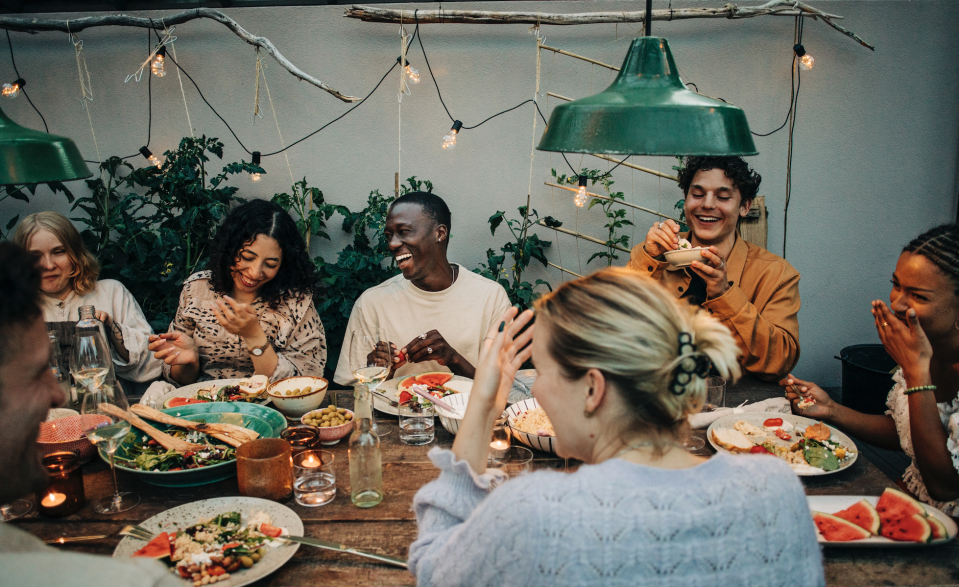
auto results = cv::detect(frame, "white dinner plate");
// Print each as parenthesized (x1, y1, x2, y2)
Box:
(145, 379, 273, 409)
(807, 495, 957, 547)
(372, 374, 473, 416)
(706, 412, 858, 476)
(113, 496, 302, 586)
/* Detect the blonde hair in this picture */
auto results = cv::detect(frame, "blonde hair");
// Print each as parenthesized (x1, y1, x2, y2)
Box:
(533, 268, 741, 441)
(12, 211, 100, 296)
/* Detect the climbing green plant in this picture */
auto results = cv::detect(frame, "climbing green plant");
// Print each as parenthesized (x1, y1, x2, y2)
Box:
(0, 181, 75, 240)
(552, 167, 632, 266)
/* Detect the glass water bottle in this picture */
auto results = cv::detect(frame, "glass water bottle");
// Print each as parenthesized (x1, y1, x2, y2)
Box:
(71, 306, 117, 407)
(349, 384, 383, 508)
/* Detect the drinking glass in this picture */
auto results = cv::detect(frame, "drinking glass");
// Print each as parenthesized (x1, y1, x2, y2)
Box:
(349, 328, 393, 437)
(237, 439, 293, 501)
(71, 329, 111, 411)
(706, 377, 726, 410)
(489, 416, 511, 465)
(682, 424, 706, 453)
(293, 450, 336, 507)
(499, 447, 534, 477)
(48, 331, 71, 407)
(80, 380, 139, 514)
(0, 500, 32, 521)
(398, 403, 435, 445)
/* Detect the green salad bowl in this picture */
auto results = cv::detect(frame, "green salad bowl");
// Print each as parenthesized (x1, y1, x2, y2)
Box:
(100, 402, 288, 487)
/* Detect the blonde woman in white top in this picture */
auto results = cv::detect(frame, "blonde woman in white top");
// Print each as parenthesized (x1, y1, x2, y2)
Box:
(13, 212, 161, 383)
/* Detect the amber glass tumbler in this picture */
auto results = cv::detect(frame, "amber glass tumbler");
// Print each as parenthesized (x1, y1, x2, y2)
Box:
(237, 438, 293, 501)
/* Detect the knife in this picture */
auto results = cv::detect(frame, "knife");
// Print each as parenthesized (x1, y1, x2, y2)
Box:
(282, 535, 408, 569)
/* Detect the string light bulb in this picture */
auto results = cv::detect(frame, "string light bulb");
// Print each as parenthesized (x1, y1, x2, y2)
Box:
(250, 151, 262, 182)
(139, 146, 162, 168)
(152, 46, 167, 78)
(2, 78, 24, 99)
(397, 56, 420, 84)
(574, 176, 588, 207)
(442, 120, 462, 151)
(793, 44, 815, 71)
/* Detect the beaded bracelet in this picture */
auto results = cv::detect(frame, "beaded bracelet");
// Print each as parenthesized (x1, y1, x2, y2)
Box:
(904, 385, 937, 395)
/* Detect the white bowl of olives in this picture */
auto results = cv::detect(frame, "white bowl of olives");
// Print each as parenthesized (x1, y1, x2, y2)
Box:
(301, 407, 354, 445)
(266, 376, 328, 419)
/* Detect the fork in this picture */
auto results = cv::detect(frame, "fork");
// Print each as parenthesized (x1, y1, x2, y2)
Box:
(371, 390, 398, 407)
(119, 525, 156, 541)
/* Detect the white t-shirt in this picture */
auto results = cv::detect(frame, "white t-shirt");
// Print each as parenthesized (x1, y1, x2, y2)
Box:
(333, 264, 511, 385)
(40, 279, 162, 383)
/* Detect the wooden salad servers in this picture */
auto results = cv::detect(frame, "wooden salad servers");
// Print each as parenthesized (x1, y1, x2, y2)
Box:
(130, 404, 259, 448)
(98, 403, 205, 453)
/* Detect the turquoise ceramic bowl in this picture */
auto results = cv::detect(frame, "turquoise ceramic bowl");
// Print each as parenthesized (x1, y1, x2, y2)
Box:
(102, 402, 288, 487)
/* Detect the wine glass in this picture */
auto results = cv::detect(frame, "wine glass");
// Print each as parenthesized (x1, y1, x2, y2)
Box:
(349, 328, 393, 437)
(70, 329, 112, 410)
(0, 499, 32, 521)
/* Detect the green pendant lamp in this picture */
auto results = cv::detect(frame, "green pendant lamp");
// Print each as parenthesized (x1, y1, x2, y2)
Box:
(537, 36, 757, 156)
(0, 106, 91, 185)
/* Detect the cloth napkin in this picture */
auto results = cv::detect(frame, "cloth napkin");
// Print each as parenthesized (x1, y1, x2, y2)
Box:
(688, 397, 791, 429)
(139, 380, 175, 407)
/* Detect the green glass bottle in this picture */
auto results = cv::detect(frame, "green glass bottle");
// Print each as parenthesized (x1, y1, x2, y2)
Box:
(349, 384, 383, 508)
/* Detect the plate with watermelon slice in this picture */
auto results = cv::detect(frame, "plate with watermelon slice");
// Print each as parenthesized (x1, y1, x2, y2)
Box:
(808, 488, 957, 547)
(373, 372, 473, 415)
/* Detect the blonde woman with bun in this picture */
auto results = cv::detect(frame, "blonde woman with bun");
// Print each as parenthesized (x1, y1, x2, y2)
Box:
(13, 212, 161, 384)
(410, 268, 823, 587)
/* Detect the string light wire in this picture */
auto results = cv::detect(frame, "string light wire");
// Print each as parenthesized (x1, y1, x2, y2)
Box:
(5, 30, 48, 132)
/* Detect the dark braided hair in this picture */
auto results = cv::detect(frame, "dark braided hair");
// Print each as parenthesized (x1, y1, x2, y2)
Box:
(677, 156, 762, 202)
(903, 224, 959, 297)
(208, 199, 315, 309)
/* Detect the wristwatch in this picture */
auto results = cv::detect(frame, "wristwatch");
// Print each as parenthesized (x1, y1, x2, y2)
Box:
(247, 340, 271, 357)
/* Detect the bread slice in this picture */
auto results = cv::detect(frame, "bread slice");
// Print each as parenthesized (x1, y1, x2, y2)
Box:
(711, 428, 755, 453)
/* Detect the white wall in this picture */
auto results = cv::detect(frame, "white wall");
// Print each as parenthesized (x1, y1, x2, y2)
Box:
(2, 1, 957, 385)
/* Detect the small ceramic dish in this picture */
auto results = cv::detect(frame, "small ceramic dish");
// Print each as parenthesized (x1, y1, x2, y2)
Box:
(300, 408, 354, 445)
(266, 376, 328, 419)
(663, 247, 706, 268)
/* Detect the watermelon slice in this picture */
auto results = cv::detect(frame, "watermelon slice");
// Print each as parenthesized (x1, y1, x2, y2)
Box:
(163, 397, 209, 409)
(132, 532, 171, 559)
(880, 513, 932, 543)
(926, 515, 948, 541)
(832, 499, 881, 535)
(876, 487, 926, 526)
(397, 376, 418, 393)
(415, 372, 454, 387)
(812, 512, 871, 542)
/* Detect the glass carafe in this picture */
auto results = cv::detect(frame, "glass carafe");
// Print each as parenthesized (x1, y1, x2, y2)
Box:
(349, 384, 383, 508)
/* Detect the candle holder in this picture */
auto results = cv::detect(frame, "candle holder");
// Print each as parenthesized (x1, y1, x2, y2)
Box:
(292, 450, 336, 507)
(489, 416, 512, 466)
(280, 425, 320, 457)
(36, 451, 85, 517)
(236, 439, 293, 501)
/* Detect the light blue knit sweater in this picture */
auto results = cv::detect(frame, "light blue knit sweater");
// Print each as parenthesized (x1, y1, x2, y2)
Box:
(410, 448, 824, 586)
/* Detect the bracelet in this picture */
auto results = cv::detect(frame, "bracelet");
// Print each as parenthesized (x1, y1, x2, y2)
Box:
(904, 385, 936, 395)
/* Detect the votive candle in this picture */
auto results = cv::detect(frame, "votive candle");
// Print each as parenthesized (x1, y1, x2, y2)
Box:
(35, 451, 84, 517)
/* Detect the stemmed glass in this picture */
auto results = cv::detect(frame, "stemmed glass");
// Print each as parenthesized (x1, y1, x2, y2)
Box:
(350, 328, 393, 437)
(0, 500, 32, 521)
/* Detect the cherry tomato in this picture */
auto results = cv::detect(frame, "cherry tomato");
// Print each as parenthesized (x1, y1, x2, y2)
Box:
(209, 567, 226, 576)
(763, 418, 784, 428)
(398, 391, 413, 404)
(397, 351, 406, 363)
(774, 429, 792, 441)
(260, 523, 283, 538)
(750, 445, 773, 455)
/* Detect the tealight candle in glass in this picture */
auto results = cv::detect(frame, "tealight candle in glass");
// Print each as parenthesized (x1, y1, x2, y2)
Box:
(293, 450, 336, 507)
(36, 451, 85, 517)
(489, 417, 511, 466)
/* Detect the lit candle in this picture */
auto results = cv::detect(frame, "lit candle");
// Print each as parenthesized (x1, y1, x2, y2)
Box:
(43, 492, 67, 508)
(302, 454, 321, 468)
(490, 440, 510, 451)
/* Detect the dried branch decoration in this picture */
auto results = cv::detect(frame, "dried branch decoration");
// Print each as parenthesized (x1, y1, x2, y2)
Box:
(0, 8, 358, 102)
(345, 1, 874, 50)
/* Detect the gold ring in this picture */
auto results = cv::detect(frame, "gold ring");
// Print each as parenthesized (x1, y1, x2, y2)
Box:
(882, 322, 889, 327)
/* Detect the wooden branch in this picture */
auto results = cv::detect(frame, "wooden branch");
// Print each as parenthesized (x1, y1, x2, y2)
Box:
(346, 2, 873, 50)
(536, 220, 631, 253)
(546, 181, 680, 222)
(548, 261, 583, 278)
(0, 8, 358, 102)
(546, 92, 573, 102)
(587, 154, 679, 182)
(539, 44, 618, 71)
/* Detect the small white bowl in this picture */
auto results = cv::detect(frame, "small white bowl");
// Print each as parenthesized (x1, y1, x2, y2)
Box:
(506, 398, 557, 455)
(434, 392, 470, 435)
(663, 247, 706, 268)
(266, 376, 328, 419)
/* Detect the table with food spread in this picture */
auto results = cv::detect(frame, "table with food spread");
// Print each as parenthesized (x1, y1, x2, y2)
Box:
(16, 375, 959, 587)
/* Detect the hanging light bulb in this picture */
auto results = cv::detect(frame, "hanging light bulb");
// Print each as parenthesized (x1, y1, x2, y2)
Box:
(139, 146, 162, 168)
(152, 46, 167, 78)
(793, 44, 815, 71)
(574, 176, 589, 207)
(250, 151, 262, 182)
(397, 57, 420, 84)
(2, 78, 24, 99)
(442, 120, 463, 151)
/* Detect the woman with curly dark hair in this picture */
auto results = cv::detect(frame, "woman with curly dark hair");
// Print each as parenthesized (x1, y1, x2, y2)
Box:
(627, 156, 801, 381)
(149, 199, 327, 385)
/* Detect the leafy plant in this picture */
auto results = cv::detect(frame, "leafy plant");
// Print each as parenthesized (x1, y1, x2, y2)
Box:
(672, 156, 689, 232)
(552, 167, 632, 266)
(474, 204, 557, 310)
(0, 182, 75, 239)
(271, 178, 333, 249)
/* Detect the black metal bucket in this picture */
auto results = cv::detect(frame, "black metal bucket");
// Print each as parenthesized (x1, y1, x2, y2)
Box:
(835, 345, 898, 415)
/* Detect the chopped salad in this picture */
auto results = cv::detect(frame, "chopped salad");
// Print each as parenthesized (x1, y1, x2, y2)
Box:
(114, 430, 235, 472)
(398, 383, 459, 407)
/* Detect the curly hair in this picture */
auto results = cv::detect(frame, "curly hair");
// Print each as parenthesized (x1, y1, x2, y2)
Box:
(903, 224, 959, 297)
(677, 156, 762, 203)
(12, 211, 100, 296)
(207, 199, 315, 308)
(0, 242, 42, 370)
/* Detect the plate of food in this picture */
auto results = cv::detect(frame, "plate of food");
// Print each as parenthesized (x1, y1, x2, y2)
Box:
(148, 377, 272, 410)
(663, 238, 706, 267)
(807, 488, 957, 547)
(115, 496, 302, 587)
(707, 413, 857, 476)
(373, 372, 472, 416)
(506, 398, 556, 454)
(104, 402, 285, 487)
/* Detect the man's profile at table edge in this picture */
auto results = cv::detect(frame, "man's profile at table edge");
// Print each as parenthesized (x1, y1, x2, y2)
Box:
(0, 241, 182, 587)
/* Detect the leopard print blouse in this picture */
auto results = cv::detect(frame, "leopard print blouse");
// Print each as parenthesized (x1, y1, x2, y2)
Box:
(163, 271, 327, 384)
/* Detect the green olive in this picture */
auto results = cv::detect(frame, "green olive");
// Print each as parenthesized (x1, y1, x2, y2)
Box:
(251, 553, 261, 563)
(302, 386, 312, 394)
(257, 547, 267, 557)
(240, 556, 254, 568)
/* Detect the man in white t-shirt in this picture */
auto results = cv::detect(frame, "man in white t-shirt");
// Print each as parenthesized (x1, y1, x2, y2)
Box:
(334, 192, 511, 385)
(0, 242, 180, 587)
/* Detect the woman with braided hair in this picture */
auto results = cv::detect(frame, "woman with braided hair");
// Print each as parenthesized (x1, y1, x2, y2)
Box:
(784, 224, 959, 516)
(410, 268, 824, 586)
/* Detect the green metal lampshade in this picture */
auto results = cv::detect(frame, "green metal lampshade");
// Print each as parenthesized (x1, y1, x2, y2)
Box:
(0, 106, 91, 185)
(537, 37, 757, 156)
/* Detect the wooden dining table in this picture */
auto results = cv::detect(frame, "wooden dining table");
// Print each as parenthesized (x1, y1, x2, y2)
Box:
(14, 376, 959, 586)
